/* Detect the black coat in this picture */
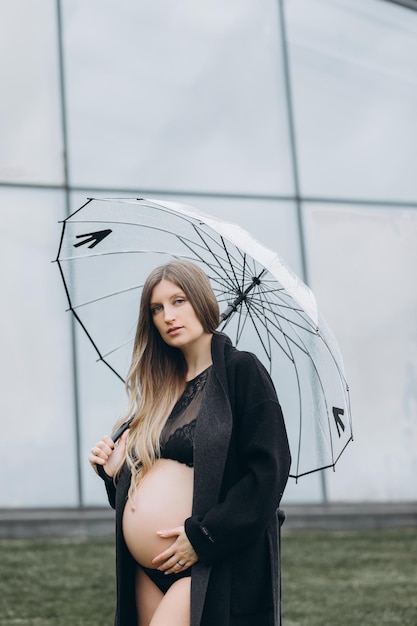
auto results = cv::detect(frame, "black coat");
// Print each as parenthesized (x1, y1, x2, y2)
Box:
(100, 332, 291, 626)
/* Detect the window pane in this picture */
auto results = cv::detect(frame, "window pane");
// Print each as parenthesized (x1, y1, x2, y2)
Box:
(286, 0, 417, 201)
(0, 188, 77, 506)
(63, 0, 294, 195)
(303, 202, 417, 501)
(0, 1, 64, 184)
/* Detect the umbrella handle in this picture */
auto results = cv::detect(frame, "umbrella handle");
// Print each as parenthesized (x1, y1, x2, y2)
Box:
(219, 272, 265, 322)
(111, 416, 134, 443)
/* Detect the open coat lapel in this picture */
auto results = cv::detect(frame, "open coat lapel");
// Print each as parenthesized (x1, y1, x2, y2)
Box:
(190, 333, 233, 626)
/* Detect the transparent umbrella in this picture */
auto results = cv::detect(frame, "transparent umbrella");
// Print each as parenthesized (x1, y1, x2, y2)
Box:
(56, 197, 352, 478)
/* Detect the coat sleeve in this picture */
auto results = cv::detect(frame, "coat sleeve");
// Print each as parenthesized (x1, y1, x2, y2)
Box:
(96, 464, 117, 510)
(185, 353, 291, 564)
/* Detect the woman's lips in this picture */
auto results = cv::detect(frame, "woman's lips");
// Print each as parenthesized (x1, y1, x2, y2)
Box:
(167, 326, 183, 335)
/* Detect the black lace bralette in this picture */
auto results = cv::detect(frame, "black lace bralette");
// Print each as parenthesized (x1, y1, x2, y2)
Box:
(159, 366, 211, 467)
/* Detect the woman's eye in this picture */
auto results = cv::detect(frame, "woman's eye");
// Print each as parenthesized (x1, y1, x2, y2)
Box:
(174, 298, 185, 305)
(151, 304, 163, 315)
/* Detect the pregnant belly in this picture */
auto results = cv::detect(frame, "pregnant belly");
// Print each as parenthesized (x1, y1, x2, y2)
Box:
(122, 458, 194, 568)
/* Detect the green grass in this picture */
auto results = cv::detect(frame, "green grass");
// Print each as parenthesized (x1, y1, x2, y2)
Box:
(0, 537, 115, 626)
(0, 529, 416, 625)
(281, 528, 417, 626)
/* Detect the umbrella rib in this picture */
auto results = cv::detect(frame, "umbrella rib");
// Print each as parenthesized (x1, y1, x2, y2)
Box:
(99, 336, 135, 360)
(66, 201, 229, 232)
(59, 229, 236, 265)
(256, 282, 316, 318)
(183, 230, 267, 326)
(176, 234, 240, 276)
(59, 249, 184, 262)
(249, 297, 303, 312)
(58, 250, 130, 382)
(215, 239, 271, 322)
(177, 233, 238, 293)
(251, 303, 317, 335)
(242, 306, 295, 360)
(60, 244, 245, 298)
(260, 284, 336, 476)
(62, 214, 240, 272)
(70, 284, 144, 310)
(244, 300, 273, 366)
(213, 293, 233, 305)
(190, 224, 248, 275)
(247, 289, 296, 361)
(249, 305, 312, 356)
(194, 229, 257, 297)
(249, 286, 303, 476)
(255, 285, 339, 469)
(256, 284, 297, 356)
(247, 289, 303, 313)
(240, 274, 316, 328)
(226, 252, 255, 344)
(240, 251, 247, 294)
(67, 307, 126, 383)
(249, 292, 317, 334)
(186, 236, 240, 277)
(317, 328, 350, 394)
(63, 217, 265, 321)
(315, 328, 352, 434)
(235, 298, 251, 345)
(237, 249, 260, 296)
(221, 236, 241, 288)
(251, 288, 273, 373)
(189, 227, 265, 307)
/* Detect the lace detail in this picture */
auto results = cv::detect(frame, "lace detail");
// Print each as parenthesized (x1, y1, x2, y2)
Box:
(169, 367, 211, 417)
(159, 366, 211, 466)
(161, 419, 197, 467)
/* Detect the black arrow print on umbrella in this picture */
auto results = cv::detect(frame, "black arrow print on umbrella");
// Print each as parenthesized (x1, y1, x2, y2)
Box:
(73, 229, 112, 249)
(332, 407, 345, 437)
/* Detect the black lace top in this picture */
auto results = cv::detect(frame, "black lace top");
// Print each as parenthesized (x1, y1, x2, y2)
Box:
(159, 366, 211, 467)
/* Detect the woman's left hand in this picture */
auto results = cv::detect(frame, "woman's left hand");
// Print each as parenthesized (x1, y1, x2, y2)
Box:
(152, 526, 198, 574)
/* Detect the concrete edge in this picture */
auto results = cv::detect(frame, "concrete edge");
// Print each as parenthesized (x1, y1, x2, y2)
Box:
(0, 503, 416, 539)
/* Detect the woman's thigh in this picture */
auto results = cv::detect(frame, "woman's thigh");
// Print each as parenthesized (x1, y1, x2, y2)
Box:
(149, 577, 191, 626)
(135, 567, 164, 626)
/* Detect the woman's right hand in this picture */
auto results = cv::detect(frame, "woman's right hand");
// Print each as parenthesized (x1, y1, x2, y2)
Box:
(88, 429, 130, 477)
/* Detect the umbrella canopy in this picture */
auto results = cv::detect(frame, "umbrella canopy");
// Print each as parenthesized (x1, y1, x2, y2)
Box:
(56, 197, 352, 478)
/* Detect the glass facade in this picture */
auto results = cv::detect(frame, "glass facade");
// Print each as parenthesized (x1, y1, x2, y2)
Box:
(0, 1, 64, 184)
(0, 187, 77, 506)
(303, 204, 417, 501)
(63, 0, 294, 195)
(0, 0, 416, 507)
(287, 0, 417, 202)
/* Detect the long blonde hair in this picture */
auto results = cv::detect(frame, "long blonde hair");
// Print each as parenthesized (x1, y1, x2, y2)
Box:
(113, 260, 219, 496)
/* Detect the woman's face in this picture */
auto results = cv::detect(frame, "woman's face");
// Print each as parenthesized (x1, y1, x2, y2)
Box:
(150, 279, 208, 350)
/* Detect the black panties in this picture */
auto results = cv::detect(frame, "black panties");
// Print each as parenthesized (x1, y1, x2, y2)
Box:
(140, 565, 191, 594)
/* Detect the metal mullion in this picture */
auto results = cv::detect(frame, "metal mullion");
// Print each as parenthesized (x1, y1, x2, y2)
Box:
(1, 180, 417, 209)
(56, 0, 84, 508)
(278, 0, 329, 502)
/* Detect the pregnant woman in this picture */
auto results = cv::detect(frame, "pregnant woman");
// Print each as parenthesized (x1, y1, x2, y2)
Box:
(89, 260, 291, 626)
